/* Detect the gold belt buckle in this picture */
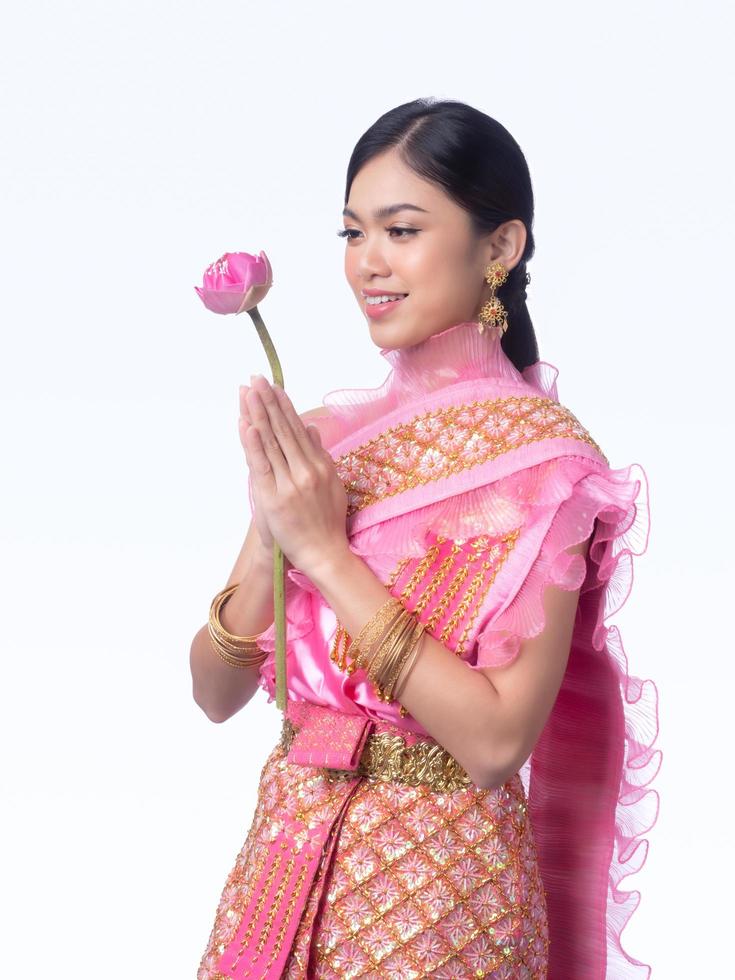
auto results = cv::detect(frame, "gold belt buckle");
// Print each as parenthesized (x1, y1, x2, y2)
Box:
(280, 715, 473, 793)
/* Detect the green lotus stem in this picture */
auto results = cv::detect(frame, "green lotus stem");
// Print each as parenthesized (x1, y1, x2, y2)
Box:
(246, 305, 287, 712)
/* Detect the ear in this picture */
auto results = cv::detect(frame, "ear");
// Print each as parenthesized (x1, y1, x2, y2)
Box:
(489, 218, 527, 270)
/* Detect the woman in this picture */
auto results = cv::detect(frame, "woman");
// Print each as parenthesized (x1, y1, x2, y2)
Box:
(192, 98, 660, 979)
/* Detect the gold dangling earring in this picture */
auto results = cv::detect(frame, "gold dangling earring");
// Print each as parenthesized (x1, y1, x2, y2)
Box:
(477, 261, 509, 336)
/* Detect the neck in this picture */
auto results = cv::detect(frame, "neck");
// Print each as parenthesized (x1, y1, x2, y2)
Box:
(378, 319, 524, 399)
(317, 318, 559, 444)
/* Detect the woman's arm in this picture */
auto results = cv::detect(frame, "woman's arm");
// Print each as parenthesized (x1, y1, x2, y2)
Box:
(306, 534, 590, 790)
(189, 518, 276, 722)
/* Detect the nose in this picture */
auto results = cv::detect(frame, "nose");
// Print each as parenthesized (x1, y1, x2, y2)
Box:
(354, 236, 391, 282)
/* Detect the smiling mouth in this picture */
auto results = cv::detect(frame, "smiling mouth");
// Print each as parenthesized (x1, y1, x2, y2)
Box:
(364, 293, 409, 306)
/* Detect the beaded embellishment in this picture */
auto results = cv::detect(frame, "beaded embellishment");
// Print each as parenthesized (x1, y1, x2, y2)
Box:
(335, 394, 606, 517)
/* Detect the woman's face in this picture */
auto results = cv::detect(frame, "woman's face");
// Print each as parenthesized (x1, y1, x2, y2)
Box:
(341, 146, 526, 350)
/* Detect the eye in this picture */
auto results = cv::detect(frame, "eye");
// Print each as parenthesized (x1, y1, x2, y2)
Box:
(336, 227, 419, 241)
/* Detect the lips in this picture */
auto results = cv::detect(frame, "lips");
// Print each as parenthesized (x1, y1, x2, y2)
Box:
(364, 294, 408, 320)
(363, 292, 408, 299)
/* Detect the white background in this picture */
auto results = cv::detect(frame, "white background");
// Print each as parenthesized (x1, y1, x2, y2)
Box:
(2, 1, 731, 975)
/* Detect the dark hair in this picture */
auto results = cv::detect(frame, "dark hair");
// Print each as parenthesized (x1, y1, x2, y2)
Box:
(344, 98, 539, 372)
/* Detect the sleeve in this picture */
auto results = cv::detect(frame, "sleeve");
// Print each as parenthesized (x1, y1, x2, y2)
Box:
(346, 453, 649, 671)
(466, 453, 651, 670)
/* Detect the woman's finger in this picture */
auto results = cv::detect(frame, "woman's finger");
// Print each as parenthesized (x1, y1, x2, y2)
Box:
(246, 386, 290, 485)
(272, 385, 323, 457)
(243, 421, 277, 487)
(238, 415, 252, 455)
(250, 377, 311, 474)
(239, 385, 254, 425)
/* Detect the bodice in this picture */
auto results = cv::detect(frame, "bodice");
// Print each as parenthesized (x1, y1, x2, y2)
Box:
(253, 320, 568, 735)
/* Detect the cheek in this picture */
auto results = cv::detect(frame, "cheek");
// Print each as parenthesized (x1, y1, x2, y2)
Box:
(410, 259, 476, 321)
(345, 251, 362, 291)
(406, 252, 454, 298)
(404, 240, 464, 294)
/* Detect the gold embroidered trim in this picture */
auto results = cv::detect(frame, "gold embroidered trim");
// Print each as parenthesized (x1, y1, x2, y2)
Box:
(280, 716, 474, 793)
(390, 530, 521, 658)
(336, 394, 607, 516)
(443, 529, 521, 650)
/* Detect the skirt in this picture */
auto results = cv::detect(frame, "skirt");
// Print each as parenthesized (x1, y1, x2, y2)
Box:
(197, 701, 549, 979)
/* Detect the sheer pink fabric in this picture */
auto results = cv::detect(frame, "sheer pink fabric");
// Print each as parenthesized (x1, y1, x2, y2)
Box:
(251, 320, 660, 978)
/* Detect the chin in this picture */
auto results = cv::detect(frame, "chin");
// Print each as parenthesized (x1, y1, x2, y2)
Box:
(366, 318, 425, 351)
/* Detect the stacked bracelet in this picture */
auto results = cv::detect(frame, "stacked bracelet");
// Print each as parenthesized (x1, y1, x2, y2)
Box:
(208, 584, 269, 669)
(339, 596, 428, 704)
(393, 631, 427, 700)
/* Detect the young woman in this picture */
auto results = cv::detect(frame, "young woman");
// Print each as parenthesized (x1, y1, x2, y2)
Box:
(193, 98, 660, 979)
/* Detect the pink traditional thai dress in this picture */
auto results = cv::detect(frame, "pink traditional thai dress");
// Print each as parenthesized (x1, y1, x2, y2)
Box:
(197, 319, 661, 979)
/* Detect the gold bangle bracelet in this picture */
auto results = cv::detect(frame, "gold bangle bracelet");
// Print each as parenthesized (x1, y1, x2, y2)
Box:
(349, 597, 404, 670)
(353, 611, 406, 676)
(364, 607, 412, 682)
(381, 617, 426, 700)
(393, 629, 427, 700)
(207, 584, 268, 666)
(374, 616, 425, 701)
(208, 632, 268, 669)
(368, 611, 415, 696)
(210, 586, 265, 640)
(209, 586, 266, 643)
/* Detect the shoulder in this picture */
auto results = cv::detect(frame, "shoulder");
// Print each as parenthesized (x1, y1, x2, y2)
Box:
(492, 394, 607, 464)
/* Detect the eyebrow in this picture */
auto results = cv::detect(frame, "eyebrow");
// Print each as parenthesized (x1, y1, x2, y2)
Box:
(342, 203, 430, 221)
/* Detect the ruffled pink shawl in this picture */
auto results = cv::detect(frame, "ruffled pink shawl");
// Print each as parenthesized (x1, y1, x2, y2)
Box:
(252, 319, 661, 979)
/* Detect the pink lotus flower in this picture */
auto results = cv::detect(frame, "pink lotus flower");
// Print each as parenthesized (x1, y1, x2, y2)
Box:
(194, 245, 287, 710)
(194, 250, 273, 314)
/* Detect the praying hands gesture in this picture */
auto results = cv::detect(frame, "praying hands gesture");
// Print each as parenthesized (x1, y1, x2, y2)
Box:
(238, 374, 350, 578)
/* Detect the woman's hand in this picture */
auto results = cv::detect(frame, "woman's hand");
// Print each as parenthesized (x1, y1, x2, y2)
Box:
(238, 375, 349, 577)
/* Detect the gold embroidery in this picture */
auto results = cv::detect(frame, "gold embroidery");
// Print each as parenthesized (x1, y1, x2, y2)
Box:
(410, 542, 463, 616)
(256, 853, 295, 953)
(440, 554, 493, 642)
(228, 851, 282, 968)
(423, 550, 473, 631)
(337, 394, 607, 516)
(329, 623, 352, 673)
(197, 737, 550, 978)
(450, 529, 521, 652)
(261, 861, 310, 973)
(387, 556, 412, 589)
(394, 530, 520, 657)
(398, 542, 443, 602)
(310, 772, 548, 977)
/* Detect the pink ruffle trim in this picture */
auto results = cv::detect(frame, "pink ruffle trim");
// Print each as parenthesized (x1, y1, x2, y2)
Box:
(469, 456, 660, 977)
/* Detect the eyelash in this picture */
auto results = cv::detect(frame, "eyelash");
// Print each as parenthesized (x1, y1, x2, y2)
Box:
(336, 228, 419, 241)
